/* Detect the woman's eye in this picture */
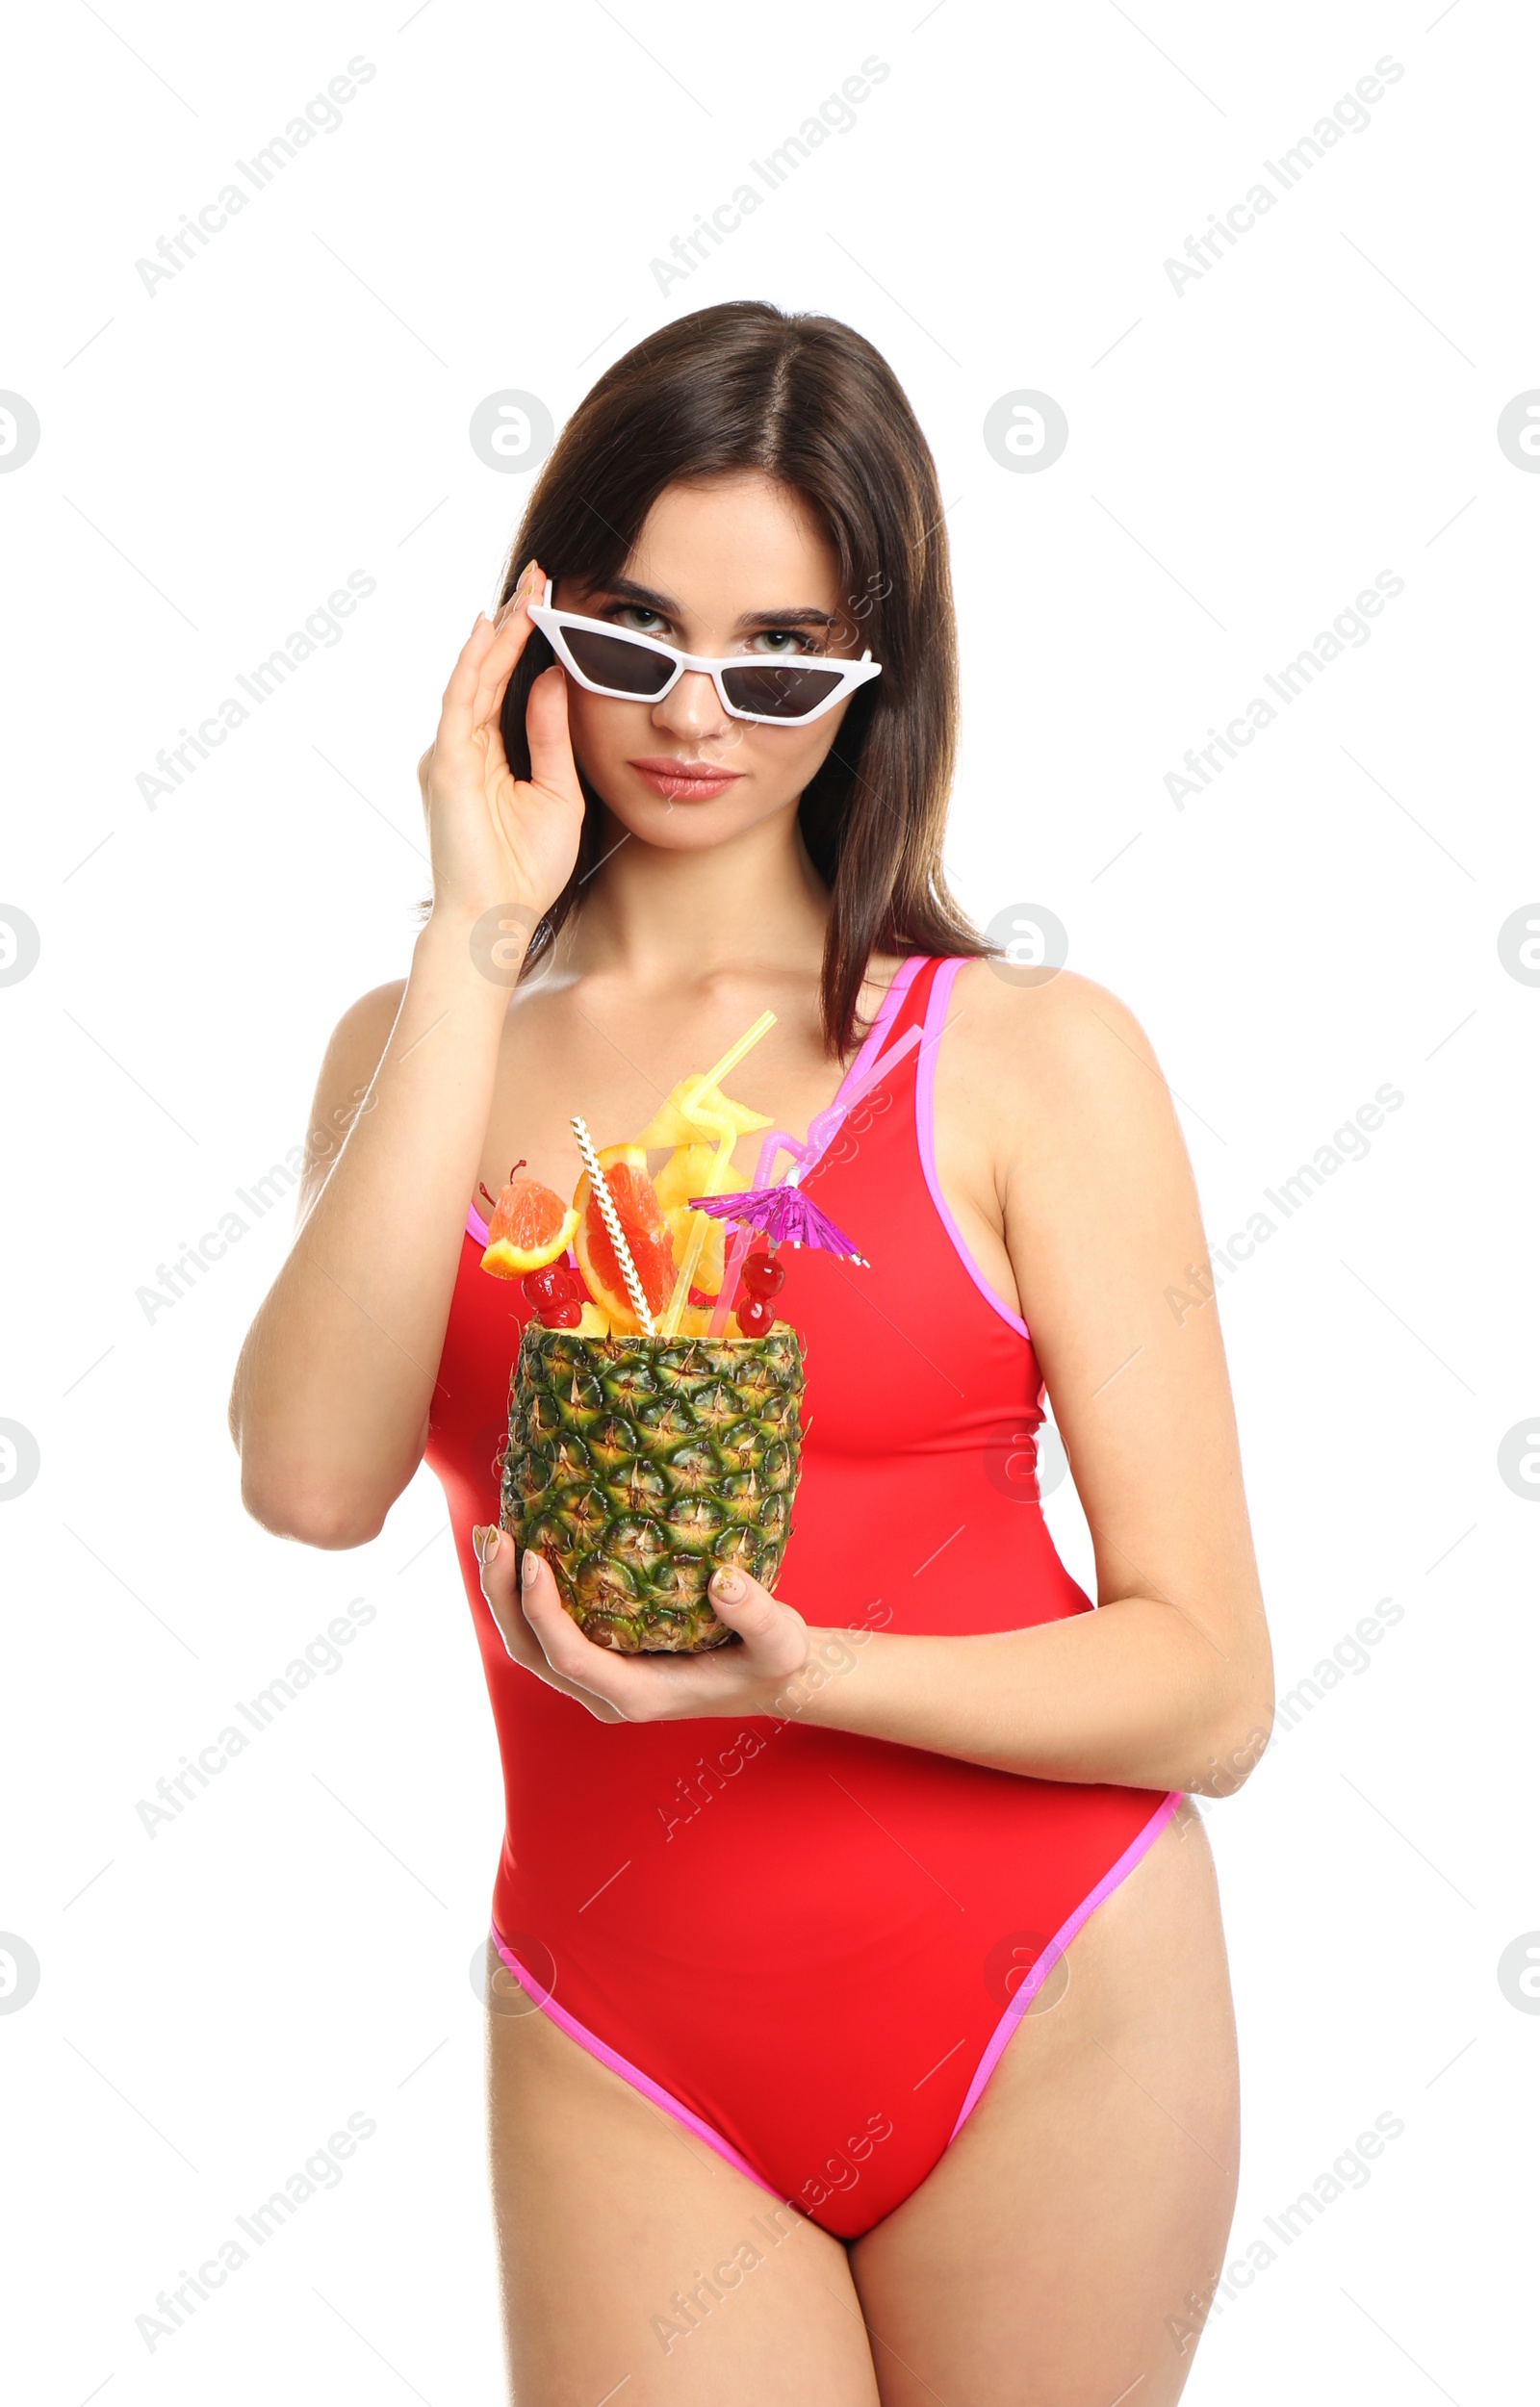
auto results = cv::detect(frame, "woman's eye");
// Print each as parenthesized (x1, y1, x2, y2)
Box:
(613, 605, 669, 636)
(748, 628, 821, 656)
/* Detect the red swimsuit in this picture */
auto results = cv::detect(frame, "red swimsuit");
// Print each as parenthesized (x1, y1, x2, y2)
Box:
(424, 954, 1179, 2240)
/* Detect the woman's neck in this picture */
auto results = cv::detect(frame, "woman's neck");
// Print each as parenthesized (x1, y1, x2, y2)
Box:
(558, 801, 832, 989)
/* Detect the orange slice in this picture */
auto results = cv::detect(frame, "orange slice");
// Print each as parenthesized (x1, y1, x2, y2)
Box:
(572, 1144, 677, 1330)
(479, 1176, 579, 1279)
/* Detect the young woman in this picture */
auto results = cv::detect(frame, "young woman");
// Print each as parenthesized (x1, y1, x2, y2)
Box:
(230, 301, 1273, 2406)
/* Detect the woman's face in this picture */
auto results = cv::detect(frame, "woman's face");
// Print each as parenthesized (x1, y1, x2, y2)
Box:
(552, 472, 866, 849)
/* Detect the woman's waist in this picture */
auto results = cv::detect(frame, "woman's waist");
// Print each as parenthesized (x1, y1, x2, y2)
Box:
(484, 1724, 1176, 1999)
(488, 1715, 1167, 1893)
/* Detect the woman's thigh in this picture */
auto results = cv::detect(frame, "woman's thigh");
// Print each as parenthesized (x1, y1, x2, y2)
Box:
(850, 1804, 1241, 2407)
(481, 1943, 880, 2407)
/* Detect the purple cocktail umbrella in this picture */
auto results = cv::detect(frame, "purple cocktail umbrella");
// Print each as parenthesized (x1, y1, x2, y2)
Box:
(685, 1185, 869, 1266)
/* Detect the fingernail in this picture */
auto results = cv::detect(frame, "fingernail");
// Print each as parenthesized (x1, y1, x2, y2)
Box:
(474, 1524, 500, 1565)
(518, 559, 541, 597)
(711, 1568, 745, 1601)
(520, 1548, 537, 1586)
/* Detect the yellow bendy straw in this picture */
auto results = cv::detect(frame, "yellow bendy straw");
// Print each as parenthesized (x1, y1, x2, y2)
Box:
(698, 1009, 776, 1097)
(657, 1010, 777, 1337)
(571, 1114, 655, 1336)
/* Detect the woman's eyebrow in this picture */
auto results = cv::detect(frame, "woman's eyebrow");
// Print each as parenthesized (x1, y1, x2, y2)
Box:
(590, 575, 837, 631)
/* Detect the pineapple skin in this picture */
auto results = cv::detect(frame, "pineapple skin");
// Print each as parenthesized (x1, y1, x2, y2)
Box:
(500, 1325, 805, 1653)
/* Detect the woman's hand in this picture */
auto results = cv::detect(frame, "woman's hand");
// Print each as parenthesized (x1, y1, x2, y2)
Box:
(472, 1525, 823, 1723)
(417, 558, 585, 927)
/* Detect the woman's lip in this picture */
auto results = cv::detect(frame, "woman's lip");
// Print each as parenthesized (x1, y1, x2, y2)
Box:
(627, 757, 744, 778)
(628, 758, 745, 799)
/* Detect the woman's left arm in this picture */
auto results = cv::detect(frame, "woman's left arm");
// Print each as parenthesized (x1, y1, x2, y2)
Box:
(478, 969, 1274, 1798)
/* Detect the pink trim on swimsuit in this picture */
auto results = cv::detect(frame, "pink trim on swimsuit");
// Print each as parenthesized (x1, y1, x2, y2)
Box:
(949, 1786, 1184, 2137)
(914, 956, 1032, 1340)
(836, 951, 926, 1101)
(490, 1922, 783, 2200)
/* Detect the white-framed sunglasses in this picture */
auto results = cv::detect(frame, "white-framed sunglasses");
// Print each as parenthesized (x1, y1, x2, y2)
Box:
(526, 579, 882, 726)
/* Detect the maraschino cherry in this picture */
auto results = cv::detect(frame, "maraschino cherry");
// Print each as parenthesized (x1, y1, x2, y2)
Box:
(523, 1263, 575, 1315)
(522, 1262, 585, 1327)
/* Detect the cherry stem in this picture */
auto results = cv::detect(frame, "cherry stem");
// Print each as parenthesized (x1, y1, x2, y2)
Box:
(479, 1162, 527, 1211)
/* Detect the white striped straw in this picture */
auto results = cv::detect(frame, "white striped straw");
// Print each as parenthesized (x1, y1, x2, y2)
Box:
(571, 1114, 655, 1336)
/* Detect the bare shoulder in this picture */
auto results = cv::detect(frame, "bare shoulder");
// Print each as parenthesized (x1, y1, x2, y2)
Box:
(941, 958, 1173, 1163)
(296, 977, 409, 1214)
(321, 976, 410, 1069)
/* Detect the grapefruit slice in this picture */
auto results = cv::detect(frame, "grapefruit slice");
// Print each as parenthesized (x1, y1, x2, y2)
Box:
(479, 1172, 579, 1280)
(572, 1144, 677, 1331)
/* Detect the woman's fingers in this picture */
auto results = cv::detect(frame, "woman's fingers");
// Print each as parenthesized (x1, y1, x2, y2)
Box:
(475, 1524, 543, 1668)
(471, 557, 547, 722)
(516, 1550, 633, 1709)
(704, 1566, 809, 1678)
(439, 560, 544, 755)
(437, 610, 503, 755)
(474, 1534, 816, 1726)
(469, 602, 537, 731)
(523, 665, 584, 810)
(474, 1529, 626, 1719)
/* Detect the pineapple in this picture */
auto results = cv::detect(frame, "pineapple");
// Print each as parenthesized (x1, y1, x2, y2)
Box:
(500, 1323, 805, 1652)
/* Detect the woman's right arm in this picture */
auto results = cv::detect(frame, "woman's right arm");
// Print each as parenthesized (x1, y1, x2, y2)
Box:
(227, 562, 583, 1548)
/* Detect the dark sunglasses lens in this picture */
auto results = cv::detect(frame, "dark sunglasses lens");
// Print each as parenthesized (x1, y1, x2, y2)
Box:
(720, 662, 845, 720)
(562, 627, 674, 697)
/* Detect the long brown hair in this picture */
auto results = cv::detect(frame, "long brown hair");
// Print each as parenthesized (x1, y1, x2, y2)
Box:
(424, 301, 989, 1057)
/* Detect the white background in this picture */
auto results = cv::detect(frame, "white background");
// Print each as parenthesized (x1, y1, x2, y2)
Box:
(2, 1, 1534, 2399)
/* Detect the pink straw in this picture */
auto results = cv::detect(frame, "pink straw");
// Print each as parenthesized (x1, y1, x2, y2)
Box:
(703, 1027, 919, 1334)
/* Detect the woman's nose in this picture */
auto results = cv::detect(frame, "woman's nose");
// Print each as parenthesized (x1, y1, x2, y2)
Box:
(650, 669, 737, 746)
